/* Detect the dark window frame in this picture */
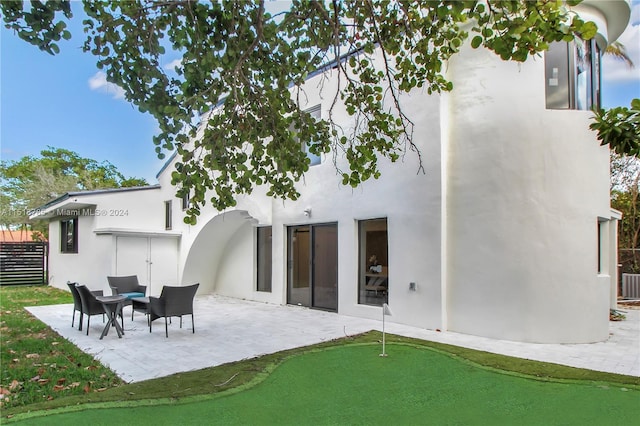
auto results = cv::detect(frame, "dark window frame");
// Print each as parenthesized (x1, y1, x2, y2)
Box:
(257, 226, 272, 292)
(545, 38, 601, 111)
(165, 200, 172, 230)
(60, 217, 78, 253)
(358, 218, 389, 306)
(181, 191, 190, 211)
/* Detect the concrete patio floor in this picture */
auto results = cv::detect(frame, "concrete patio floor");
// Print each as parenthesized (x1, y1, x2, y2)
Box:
(26, 295, 640, 383)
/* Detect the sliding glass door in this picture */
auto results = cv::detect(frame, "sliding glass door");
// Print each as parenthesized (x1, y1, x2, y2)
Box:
(288, 226, 311, 306)
(287, 223, 338, 311)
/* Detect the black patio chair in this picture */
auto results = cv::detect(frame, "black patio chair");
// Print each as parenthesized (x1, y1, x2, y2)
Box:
(67, 281, 83, 329)
(107, 275, 147, 299)
(67, 281, 103, 331)
(107, 275, 147, 315)
(149, 283, 200, 338)
(76, 284, 108, 336)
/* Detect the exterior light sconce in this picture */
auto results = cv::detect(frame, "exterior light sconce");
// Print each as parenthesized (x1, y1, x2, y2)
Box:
(303, 207, 312, 217)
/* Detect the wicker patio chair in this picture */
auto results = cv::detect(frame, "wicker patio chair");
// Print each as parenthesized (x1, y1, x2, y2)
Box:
(107, 275, 147, 315)
(149, 283, 200, 338)
(67, 281, 103, 331)
(75, 284, 108, 336)
(107, 275, 147, 299)
(67, 281, 83, 329)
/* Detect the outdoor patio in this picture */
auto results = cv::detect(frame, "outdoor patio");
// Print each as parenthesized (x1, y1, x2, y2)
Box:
(26, 295, 640, 383)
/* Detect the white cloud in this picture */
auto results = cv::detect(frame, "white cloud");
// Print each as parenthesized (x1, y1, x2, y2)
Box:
(164, 58, 182, 72)
(88, 71, 126, 99)
(602, 11, 640, 83)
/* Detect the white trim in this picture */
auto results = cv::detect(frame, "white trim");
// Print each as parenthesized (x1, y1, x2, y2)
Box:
(610, 208, 622, 221)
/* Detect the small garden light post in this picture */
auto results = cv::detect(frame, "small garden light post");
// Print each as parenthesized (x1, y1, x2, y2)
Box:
(380, 303, 393, 357)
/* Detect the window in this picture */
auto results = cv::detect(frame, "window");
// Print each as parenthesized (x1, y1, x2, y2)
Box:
(358, 218, 388, 306)
(257, 226, 272, 292)
(60, 218, 78, 253)
(597, 218, 608, 275)
(597, 221, 602, 274)
(545, 39, 601, 110)
(303, 105, 321, 166)
(181, 191, 190, 211)
(165, 201, 172, 230)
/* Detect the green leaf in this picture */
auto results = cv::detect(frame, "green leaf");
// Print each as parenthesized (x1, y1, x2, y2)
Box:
(580, 21, 598, 40)
(471, 35, 483, 49)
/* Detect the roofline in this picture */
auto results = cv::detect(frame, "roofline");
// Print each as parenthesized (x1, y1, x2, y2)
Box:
(34, 185, 161, 212)
(155, 151, 178, 179)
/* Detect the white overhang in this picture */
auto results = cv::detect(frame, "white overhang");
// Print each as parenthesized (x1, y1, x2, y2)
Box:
(29, 200, 97, 220)
(578, 0, 631, 46)
(610, 208, 623, 221)
(94, 228, 182, 238)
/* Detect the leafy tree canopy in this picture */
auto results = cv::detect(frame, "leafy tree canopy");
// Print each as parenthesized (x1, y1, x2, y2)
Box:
(591, 99, 640, 158)
(610, 153, 640, 272)
(0, 147, 147, 231)
(2, 0, 610, 223)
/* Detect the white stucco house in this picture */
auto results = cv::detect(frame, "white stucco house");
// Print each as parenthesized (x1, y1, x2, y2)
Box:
(32, 1, 630, 344)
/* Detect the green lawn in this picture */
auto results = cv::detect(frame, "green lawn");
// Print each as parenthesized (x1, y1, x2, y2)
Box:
(0, 286, 122, 410)
(8, 343, 640, 425)
(2, 286, 639, 425)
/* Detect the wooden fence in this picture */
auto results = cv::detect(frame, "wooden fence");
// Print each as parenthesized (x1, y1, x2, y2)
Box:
(0, 242, 48, 286)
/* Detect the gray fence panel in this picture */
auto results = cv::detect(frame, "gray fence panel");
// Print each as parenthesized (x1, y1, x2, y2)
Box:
(621, 273, 640, 299)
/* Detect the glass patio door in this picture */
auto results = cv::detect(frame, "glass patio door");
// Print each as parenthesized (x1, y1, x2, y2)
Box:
(287, 223, 338, 311)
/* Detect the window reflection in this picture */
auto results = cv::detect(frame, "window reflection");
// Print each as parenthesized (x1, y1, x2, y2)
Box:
(358, 218, 388, 306)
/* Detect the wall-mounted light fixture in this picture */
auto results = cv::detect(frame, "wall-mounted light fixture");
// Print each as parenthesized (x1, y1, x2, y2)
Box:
(303, 207, 312, 217)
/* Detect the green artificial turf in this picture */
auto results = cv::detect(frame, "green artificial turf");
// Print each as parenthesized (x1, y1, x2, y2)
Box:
(10, 343, 640, 425)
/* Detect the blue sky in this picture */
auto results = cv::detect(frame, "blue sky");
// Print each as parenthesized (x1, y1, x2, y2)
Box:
(1, 1, 639, 184)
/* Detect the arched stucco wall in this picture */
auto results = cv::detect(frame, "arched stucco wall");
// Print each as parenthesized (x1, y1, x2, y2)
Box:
(444, 43, 611, 343)
(215, 224, 255, 298)
(181, 210, 256, 294)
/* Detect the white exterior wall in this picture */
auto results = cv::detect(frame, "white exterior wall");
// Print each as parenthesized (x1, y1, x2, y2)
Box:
(156, 65, 444, 330)
(444, 43, 611, 343)
(48, 217, 111, 290)
(224, 67, 445, 329)
(150, 67, 442, 331)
